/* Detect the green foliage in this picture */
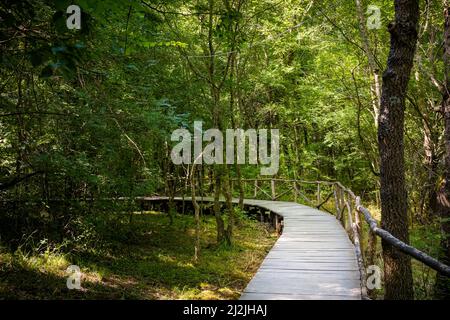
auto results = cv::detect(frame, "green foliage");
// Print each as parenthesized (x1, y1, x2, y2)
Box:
(1, 0, 448, 300)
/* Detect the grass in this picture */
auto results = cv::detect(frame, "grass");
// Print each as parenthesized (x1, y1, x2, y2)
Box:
(0, 212, 277, 300)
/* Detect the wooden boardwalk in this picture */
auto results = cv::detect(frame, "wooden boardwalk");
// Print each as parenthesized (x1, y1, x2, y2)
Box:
(142, 197, 362, 300)
(238, 199, 361, 300)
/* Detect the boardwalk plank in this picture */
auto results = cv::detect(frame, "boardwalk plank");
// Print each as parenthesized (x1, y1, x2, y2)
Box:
(236, 199, 362, 300)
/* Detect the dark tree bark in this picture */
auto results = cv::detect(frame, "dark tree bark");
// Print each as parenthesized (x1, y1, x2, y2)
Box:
(164, 143, 175, 225)
(378, 0, 419, 300)
(435, 0, 450, 300)
(190, 166, 201, 262)
(213, 172, 226, 242)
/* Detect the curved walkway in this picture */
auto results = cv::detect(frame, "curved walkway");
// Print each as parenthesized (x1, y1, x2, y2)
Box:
(141, 197, 362, 300)
(238, 199, 361, 300)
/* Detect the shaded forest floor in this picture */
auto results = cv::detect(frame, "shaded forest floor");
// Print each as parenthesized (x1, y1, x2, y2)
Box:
(0, 212, 277, 299)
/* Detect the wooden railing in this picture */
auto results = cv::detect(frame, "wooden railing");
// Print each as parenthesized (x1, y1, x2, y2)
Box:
(166, 177, 450, 299)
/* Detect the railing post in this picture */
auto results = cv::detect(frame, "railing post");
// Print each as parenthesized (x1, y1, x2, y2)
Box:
(293, 181, 298, 203)
(346, 193, 354, 237)
(354, 201, 364, 259)
(254, 179, 258, 199)
(333, 184, 340, 219)
(317, 183, 321, 205)
(351, 224, 368, 299)
(271, 179, 276, 201)
(339, 187, 346, 227)
(353, 197, 369, 299)
(242, 179, 246, 200)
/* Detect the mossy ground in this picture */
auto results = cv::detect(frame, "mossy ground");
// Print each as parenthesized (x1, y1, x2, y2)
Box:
(0, 212, 277, 300)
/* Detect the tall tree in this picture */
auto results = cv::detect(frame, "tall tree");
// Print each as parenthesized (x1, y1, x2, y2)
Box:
(435, 0, 450, 300)
(378, 0, 419, 299)
(355, 0, 381, 126)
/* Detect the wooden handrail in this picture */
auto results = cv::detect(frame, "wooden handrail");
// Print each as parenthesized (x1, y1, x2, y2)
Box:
(355, 197, 450, 277)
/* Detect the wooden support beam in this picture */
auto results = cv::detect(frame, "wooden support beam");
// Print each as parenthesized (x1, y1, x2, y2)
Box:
(317, 183, 321, 205)
(333, 184, 341, 219)
(346, 193, 354, 237)
(271, 179, 276, 201)
(275, 214, 279, 233)
(351, 220, 368, 299)
(339, 187, 346, 227)
(293, 181, 298, 202)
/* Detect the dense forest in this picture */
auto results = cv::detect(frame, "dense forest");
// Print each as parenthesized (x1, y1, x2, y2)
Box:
(1, 0, 450, 300)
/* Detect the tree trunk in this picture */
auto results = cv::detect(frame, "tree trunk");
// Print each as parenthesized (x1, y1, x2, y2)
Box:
(164, 142, 175, 225)
(223, 167, 235, 246)
(205, 0, 227, 244)
(355, 0, 381, 126)
(378, 0, 419, 300)
(229, 50, 245, 211)
(435, 0, 450, 300)
(191, 167, 201, 262)
(422, 118, 439, 221)
(213, 171, 226, 243)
